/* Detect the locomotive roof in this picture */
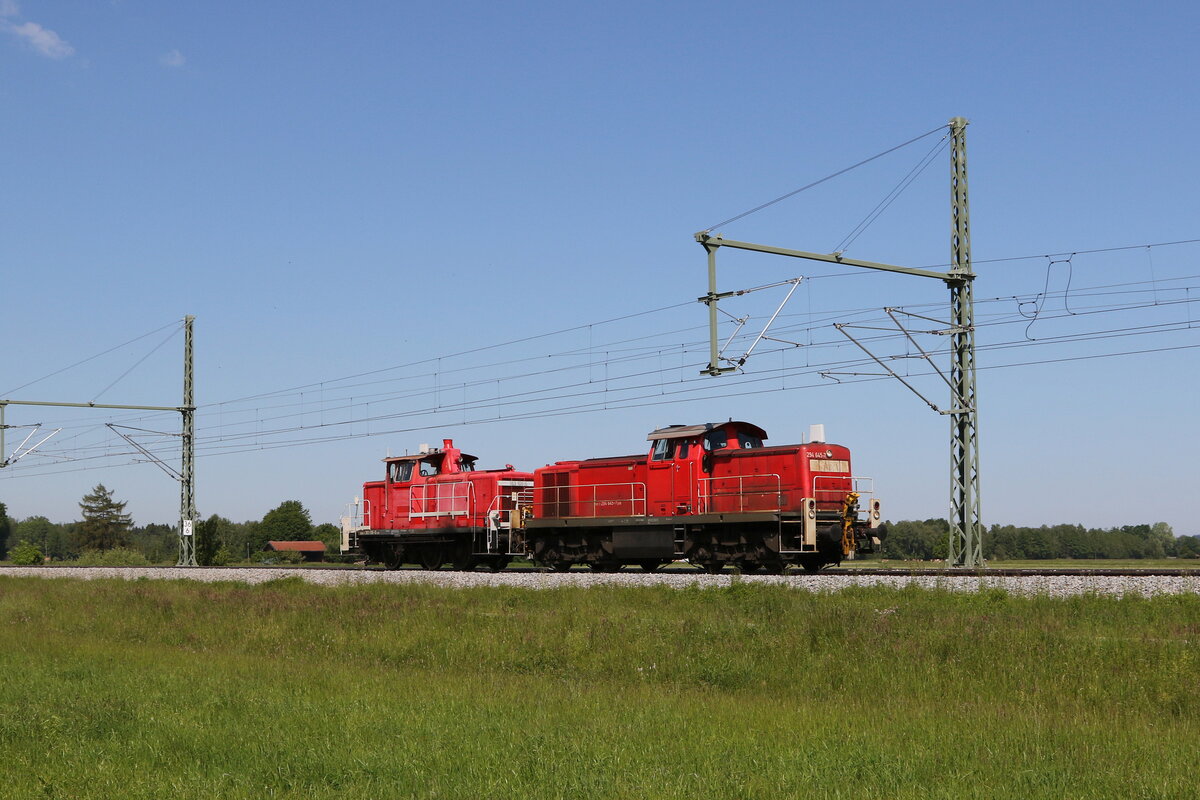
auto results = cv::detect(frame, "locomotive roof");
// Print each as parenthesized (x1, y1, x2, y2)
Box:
(646, 421, 767, 441)
(383, 451, 478, 463)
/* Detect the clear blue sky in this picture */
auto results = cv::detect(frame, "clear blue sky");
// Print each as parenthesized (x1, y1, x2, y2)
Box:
(3, 0, 1198, 536)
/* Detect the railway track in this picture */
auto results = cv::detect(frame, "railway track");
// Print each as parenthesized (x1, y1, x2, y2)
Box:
(825, 567, 1200, 577)
(4, 564, 1199, 597)
(5, 564, 1199, 578)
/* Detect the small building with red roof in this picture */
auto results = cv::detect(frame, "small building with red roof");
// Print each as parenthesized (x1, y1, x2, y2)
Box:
(265, 541, 327, 562)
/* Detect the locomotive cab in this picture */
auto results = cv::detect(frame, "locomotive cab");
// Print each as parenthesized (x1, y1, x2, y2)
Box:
(644, 421, 766, 516)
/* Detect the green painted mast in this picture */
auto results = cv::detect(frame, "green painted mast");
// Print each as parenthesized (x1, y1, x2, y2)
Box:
(947, 118, 982, 566)
(177, 315, 197, 566)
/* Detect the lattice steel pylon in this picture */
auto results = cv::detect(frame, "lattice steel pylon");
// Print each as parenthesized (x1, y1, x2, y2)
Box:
(0, 316, 199, 566)
(696, 116, 983, 567)
(177, 315, 197, 566)
(947, 118, 981, 566)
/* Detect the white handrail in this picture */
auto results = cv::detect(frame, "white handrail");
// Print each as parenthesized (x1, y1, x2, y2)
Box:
(697, 473, 783, 513)
(812, 474, 874, 504)
(340, 498, 371, 553)
(533, 482, 648, 518)
(408, 479, 476, 519)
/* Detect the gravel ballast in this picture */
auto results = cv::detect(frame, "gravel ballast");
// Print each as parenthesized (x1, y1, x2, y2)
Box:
(2, 566, 1199, 597)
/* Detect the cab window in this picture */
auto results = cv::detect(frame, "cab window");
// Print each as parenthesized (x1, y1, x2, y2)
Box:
(737, 431, 763, 449)
(651, 438, 674, 461)
(704, 430, 728, 451)
(390, 462, 414, 482)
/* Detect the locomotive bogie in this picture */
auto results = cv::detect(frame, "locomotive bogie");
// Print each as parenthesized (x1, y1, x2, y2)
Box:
(525, 513, 852, 573)
(357, 527, 516, 571)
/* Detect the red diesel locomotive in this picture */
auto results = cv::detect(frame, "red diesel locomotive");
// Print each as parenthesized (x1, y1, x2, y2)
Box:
(344, 421, 881, 572)
(350, 439, 534, 571)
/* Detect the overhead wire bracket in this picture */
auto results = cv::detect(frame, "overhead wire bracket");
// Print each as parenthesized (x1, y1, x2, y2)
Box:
(107, 423, 184, 482)
(832, 322, 945, 413)
(715, 305, 750, 361)
(831, 306, 975, 415)
(707, 277, 805, 371)
(0, 423, 62, 467)
(697, 272, 807, 374)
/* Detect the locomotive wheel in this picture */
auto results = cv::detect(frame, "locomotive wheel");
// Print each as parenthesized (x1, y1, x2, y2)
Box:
(452, 554, 478, 572)
(760, 561, 785, 575)
(702, 561, 725, 574)
(383, 546, 406, 571)
(738, 561, 759, 575)
(799, 556, 825, 574)
(639, 560, 664, 573)
(418, 547, 444, 571)
(540, 546, 573, 572)
(591, 563, 621, 573)
(485, 556, 511, 572)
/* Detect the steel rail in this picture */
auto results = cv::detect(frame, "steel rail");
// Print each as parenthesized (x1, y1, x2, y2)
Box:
(5, 565, 1198, 578)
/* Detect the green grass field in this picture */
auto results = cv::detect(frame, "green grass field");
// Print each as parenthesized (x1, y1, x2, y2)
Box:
(1, 576, 1197, 798)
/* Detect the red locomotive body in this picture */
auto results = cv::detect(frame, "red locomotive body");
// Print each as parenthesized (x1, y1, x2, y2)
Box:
(344, 422, 879, 572)
(350, 439, 533, 570)
(526, 421, 880, 573)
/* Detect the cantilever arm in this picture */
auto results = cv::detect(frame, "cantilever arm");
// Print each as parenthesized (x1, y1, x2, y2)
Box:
(695, 233, 952, 281)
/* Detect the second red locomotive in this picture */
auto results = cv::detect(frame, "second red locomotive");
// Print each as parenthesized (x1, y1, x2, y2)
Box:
(350, 439, 533, 571)
(344, 420, 880, 572)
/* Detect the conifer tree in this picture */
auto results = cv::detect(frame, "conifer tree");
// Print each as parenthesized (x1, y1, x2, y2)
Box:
(76, 484, 133, 551)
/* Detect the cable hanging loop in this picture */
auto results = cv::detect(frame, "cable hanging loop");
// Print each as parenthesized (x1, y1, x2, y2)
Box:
(1021, 253, 1078, 338)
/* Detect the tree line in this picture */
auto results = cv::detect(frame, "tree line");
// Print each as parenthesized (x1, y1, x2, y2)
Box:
(878, 518, 1198, 561)
(0, 486, 340, 565)
(2, 486, 1197, 564)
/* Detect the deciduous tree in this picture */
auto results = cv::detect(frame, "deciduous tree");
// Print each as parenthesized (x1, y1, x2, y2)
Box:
(16, 516, 73, 560)
(258, 501, 313, 545)
(313, 522, 341, 553)
(196, 514, 238, 566)
(8, 540, 43, 565)
(1148, 521, 1175, 558)
(0, 502, 10, 560)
